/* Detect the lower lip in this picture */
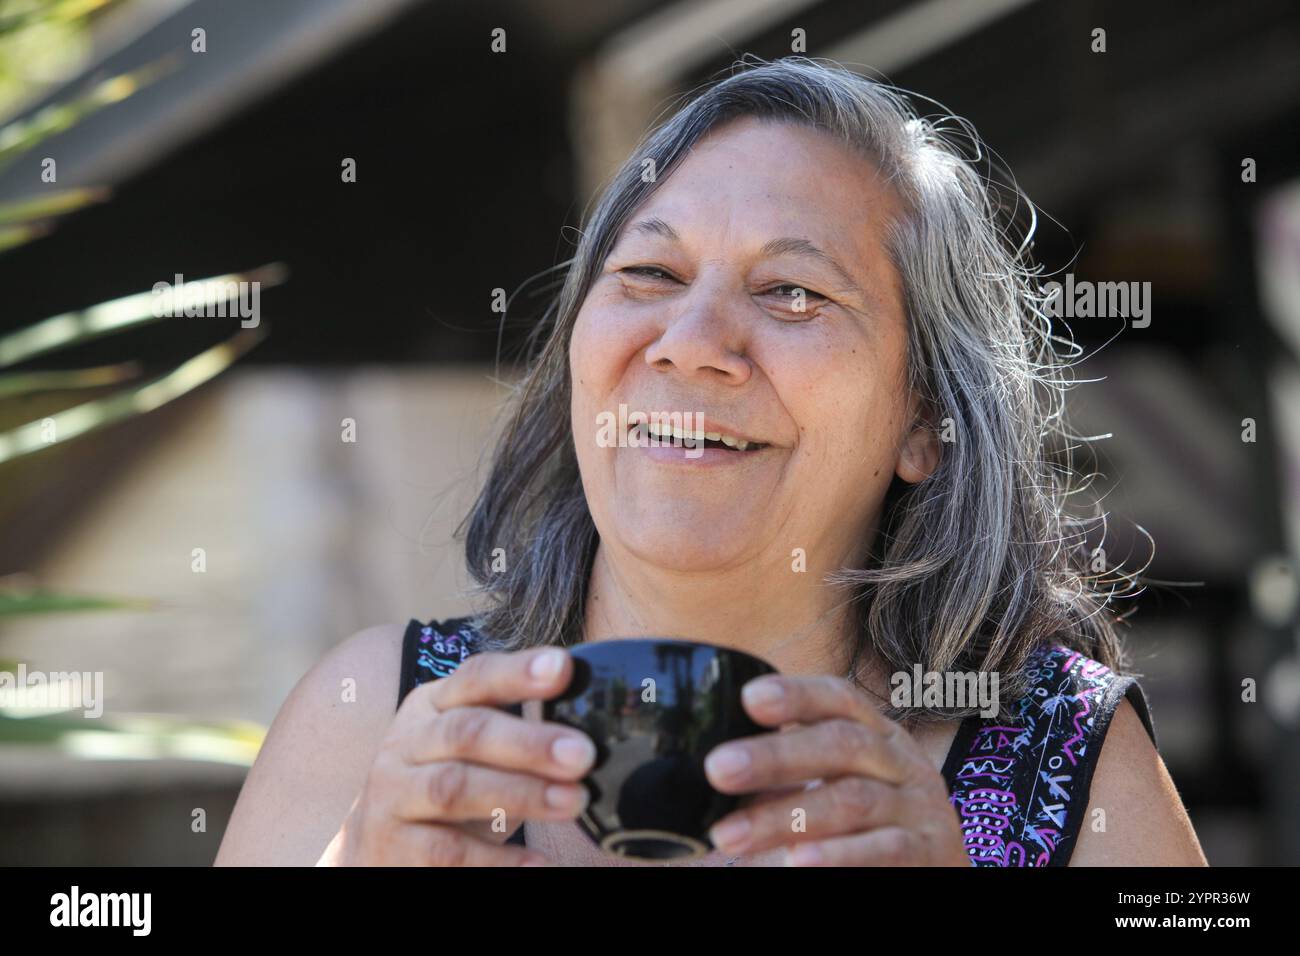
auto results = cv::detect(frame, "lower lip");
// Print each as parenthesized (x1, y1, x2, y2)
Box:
(631, 441, 771, 467)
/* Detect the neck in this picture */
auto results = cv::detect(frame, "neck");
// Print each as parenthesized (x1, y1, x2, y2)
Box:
(580, 540, 866, 681)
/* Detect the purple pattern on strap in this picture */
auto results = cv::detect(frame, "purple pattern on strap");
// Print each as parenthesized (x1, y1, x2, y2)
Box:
(414, 620, 478, 679)
(947, 644, 1124, 867)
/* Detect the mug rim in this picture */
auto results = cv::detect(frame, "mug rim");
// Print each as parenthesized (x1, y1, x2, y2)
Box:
(564, 636, 778, 674)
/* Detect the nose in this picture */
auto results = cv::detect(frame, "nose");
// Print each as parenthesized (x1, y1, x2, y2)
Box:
(642, 274, 752, 385)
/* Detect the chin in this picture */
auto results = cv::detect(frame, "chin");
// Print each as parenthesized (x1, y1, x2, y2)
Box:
(611, 511, 759, 573)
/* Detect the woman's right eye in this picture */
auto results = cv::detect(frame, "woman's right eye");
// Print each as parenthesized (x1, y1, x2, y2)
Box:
(620, 266, 677, 282)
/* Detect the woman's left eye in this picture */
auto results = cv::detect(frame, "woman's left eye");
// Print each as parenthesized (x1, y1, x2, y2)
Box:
(761, 284, 828, 313)
(764, 283, 825, 298)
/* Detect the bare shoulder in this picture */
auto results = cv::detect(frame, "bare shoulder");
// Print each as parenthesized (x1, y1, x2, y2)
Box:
(1068, 697, 1208, 866)
(214, 622, 408, 866)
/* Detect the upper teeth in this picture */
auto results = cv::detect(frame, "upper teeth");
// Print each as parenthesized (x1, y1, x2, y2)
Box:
(644, 421, 753, 450)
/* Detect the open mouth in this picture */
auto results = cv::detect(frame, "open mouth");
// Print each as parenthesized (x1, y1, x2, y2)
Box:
(640, 421, 768, 452)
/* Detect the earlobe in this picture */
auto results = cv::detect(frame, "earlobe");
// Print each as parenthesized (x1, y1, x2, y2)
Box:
(895, 422, 940, 484)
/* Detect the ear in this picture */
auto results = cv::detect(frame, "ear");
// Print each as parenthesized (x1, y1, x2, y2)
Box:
(895, 410, 940, 485)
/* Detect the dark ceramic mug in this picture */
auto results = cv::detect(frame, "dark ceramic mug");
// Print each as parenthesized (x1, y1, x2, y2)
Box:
(542, 638, 778, 861)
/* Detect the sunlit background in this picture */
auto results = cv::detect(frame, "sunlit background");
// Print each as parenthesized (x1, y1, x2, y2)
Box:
(1, 0, 1298, 865)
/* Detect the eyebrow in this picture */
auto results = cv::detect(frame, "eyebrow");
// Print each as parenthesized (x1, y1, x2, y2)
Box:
(622, 217, 865, 298)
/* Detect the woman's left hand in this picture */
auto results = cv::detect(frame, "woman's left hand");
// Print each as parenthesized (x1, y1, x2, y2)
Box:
(703, 674, 972, 866)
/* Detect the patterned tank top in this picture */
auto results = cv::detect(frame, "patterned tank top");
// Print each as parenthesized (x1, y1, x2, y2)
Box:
(396, 616, 1158, 867)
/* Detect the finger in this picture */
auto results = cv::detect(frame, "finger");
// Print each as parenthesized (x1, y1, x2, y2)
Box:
(704, 717, 917, 793)
(402, 647, 575, 717)
(708, 776, 903, 856)
(462, 818, 528, 846)
(397, 705, 596, 782)
(391, 759, 591, 825)
(402, 823, 551, 867)
(739, 673, 896, 737)
(783, 826, 921, 867)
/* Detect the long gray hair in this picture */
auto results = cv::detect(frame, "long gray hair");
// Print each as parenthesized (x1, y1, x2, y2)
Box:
(458, 55, 1140, 724)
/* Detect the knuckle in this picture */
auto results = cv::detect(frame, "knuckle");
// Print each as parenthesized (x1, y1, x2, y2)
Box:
(442, 706, 494, 758)
(829, 777, 878, 818)
(826, 717, 867, 753)
(425, 761, 471, 817)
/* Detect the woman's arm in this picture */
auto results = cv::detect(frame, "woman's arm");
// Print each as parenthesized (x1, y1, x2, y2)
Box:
(1068, 698, 1208, 866)
(214, 623, 405, 866)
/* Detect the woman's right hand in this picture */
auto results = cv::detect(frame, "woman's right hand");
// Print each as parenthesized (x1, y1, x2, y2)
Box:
(317, 646, 594, 866)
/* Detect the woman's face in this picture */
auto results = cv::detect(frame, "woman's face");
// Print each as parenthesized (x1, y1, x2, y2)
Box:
(569, 117, 936, 576)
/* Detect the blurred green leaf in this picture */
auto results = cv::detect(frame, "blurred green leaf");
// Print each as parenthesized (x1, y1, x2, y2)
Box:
(0, 185, 107, 225)
(0, 358, 140, 398)
(0, 263, 286, 367)
(0, 711, 266, 766)
(0, 57, 175, 170)
(0, 1, 283, 781)
(0, 0, 116, 36)
(0, 590, 156, 616)
(0, 323, 269, 464)
(0, 219, 48, 250)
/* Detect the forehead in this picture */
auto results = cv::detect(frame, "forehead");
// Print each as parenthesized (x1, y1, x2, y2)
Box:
(628, 117, 904, 250)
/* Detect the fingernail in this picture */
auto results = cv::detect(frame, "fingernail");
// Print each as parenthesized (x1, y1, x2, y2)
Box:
(743, 679, 784, 708)
(530, 648, 565, 681)
(705, 745, 750, 779)
(709, 816, 751, 851)
(552, 734, 595, 769)
(787, 843, 825, 866)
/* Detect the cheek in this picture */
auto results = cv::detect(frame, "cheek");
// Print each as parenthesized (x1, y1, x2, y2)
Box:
(569, 293, 648, 397)
(569, 297, 646, 487)
(568, 322, 601, 466)
(765, 325, 909, 472)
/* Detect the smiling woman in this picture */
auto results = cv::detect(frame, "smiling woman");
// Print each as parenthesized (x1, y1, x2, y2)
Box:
(215, 56, 1207, 868)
